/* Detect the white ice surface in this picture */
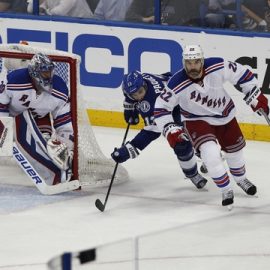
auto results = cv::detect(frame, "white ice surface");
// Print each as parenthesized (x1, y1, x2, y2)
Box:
(0, 126, 270, 270)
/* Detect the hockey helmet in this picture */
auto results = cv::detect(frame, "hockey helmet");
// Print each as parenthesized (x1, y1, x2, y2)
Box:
(28, 53, 55, 93)
(182, 45, 204, 60)
(122, 70, 145, 100)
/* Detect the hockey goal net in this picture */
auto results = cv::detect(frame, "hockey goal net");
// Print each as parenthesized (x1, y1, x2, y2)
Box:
(0, 44, 129, 187)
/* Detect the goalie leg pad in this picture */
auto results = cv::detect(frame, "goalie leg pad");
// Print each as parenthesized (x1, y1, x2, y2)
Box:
(14, 111, 62, 185)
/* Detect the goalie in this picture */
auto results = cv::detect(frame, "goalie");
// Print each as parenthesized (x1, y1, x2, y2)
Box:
(0, 52, 74, 185)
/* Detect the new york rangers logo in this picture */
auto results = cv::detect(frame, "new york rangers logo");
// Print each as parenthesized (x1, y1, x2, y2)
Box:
(0, 81, 5, 93)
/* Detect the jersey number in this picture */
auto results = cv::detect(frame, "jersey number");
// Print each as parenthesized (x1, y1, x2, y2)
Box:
(160, 88, 172, 102)
(144, 116, 155, 126)
(228, 61, 237, 72)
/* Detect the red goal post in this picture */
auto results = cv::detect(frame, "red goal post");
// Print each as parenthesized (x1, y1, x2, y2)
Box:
(0, 44, 129, 187)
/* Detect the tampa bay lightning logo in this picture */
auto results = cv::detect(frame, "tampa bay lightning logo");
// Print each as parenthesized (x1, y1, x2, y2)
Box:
(139, 101, 150, 113)
(0, 81, 5, 93)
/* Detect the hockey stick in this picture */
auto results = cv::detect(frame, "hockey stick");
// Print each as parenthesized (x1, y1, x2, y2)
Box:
(0, 117, 13, 157)
(13, 142, 80, 195)
(95, 123, 130, 212)
(48, 248, 96, 269)
(259, 108, 270, 126)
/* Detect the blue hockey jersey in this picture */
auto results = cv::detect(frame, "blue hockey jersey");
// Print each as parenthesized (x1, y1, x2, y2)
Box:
(124, 72, 181, 150)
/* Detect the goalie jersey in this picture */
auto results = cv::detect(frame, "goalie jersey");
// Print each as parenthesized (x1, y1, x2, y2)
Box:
(154, 57, 259, 127)
(0, 68, 73, 147)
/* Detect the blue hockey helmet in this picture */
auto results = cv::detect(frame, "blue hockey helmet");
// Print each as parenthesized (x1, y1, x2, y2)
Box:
(122, 70, 144, 99)
(28, 53, 55, 93)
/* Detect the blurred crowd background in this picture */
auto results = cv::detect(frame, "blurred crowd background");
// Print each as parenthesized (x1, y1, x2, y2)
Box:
(1, 0, 269, 32)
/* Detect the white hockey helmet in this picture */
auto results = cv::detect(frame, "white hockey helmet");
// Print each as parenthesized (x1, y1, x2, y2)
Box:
(182, 45, 204, 60)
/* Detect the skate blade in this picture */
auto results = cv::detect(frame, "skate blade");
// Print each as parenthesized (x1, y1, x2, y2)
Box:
(227, 204, 233, 211)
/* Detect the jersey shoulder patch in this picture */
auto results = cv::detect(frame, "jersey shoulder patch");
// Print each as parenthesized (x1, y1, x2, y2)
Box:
(7, 68, 32, 84)
(204, 57, 224, 75)
(167, 69, 191, 92)
(204, 57, 224, 69)
(51, 75, 69, 102)
(7, 68, 33, 91)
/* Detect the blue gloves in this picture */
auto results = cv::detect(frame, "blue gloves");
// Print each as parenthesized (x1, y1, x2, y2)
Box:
(111, 142, 139, 163)
(123, 101, 139, 125)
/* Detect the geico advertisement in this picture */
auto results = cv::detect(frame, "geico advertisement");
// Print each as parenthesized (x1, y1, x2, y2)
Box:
(0, 17, 269, 124)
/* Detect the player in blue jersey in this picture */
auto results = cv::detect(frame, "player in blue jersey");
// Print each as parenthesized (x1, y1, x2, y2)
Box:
(154, 45, 269, 209)
(111, 70, 208, 189)
(0, 53, 74, 185)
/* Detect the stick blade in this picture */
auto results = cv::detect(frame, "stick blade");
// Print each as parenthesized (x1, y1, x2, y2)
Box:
(95, 199, 105, 212)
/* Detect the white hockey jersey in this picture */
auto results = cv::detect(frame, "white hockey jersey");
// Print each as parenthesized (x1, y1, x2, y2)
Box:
(0, 68, 73, 147)
(154, 57, 258, 128)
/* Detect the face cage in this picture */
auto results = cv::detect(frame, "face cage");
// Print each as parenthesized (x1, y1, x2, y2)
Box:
(31, 67, 54, 93)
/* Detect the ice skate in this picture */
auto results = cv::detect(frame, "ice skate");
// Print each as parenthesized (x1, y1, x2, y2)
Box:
(237, 178, 257, 195)
(189, 173, 208, 189)
(222, 189, 234, 210)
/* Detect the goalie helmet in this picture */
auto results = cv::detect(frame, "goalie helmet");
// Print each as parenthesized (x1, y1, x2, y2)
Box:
(122, 70, 144, 100)
(28, 53, 55, 93)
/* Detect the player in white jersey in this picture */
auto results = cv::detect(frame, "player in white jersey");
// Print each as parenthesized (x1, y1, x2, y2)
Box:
(154, 45, 269, 209)
(0, 53, 74, 185)
(111, 71, 207, 189)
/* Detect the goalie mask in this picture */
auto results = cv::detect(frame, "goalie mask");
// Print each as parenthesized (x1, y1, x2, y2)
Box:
(28, 53, 55, 93)
(122, 70, 147, 101)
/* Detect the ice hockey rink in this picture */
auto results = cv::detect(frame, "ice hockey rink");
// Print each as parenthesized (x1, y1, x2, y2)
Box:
(0, 126, 270, 270)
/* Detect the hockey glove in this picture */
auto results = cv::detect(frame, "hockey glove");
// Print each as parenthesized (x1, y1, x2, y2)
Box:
(244, 87, 269, 116)
(47, 138, 73, 171)
(111, 142, 139, 163)
(163, 123, 189, 148)
(123, 101, 139, 125)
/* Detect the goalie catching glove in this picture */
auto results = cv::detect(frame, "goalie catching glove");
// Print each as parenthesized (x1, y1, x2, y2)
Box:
(47, 138, 73, 171)
(163, 123, 189, 148)
(244, 87, 269, 116)
(111, 142, 139, 163)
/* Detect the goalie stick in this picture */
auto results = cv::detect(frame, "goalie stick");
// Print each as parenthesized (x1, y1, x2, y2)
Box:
(0, 117, 13, 157)
(47, 248, 96, 270)
(13, 142, 80, 195)
(95, 123, 130, 212)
